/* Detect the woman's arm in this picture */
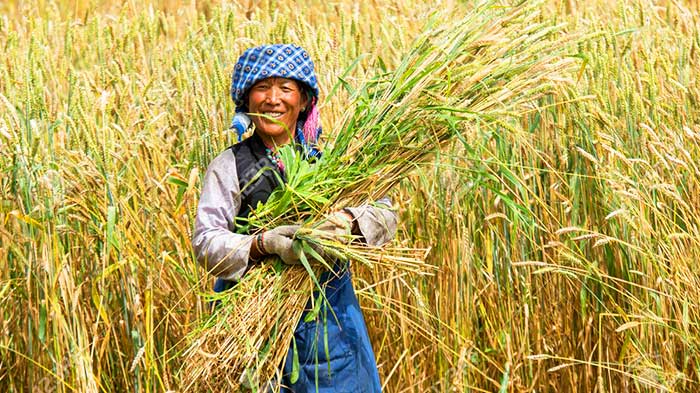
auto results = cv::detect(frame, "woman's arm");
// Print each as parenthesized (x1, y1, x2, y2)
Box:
(192, 150, 254, 281)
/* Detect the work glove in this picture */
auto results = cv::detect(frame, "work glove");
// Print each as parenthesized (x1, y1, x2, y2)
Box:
(259, 225, 302, 265)
(313, 210, 355, 244)
(345, 203, 398, 246)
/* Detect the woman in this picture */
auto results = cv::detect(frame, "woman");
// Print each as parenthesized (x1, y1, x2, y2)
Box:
(192, 44, 396, 392)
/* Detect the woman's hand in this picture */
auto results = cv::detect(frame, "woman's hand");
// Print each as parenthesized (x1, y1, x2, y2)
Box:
(252, 225, 302, 265)
(314, 210, 356, 244)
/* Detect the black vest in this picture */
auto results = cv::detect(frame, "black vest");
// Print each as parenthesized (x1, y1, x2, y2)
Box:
(231, 133, 286, 234)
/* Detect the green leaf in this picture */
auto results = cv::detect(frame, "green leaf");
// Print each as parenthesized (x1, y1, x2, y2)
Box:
(106, 205, 118, 251)
(38, 303, 47, 344)
(301, 241, 331, 270)
(293, 241, 323, 292)
(291, 336, 300, 384)
(294, 241, 334, 327)
(166, 176, 188, 188)
(323, 307, 331, 378)
(304, 291, 323, 323)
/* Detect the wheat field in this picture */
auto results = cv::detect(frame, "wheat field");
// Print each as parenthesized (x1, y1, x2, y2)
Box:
(1, 0, 700, 391)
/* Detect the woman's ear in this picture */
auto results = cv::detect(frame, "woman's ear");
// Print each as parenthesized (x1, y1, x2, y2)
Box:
(296, 82, 310, 112)
(302, 91, 310, 112)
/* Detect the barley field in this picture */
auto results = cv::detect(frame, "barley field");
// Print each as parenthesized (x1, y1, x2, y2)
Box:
(1, 0, 700, 391)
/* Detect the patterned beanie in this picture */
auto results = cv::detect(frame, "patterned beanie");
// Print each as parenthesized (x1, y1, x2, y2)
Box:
(229, 44, 321, 145)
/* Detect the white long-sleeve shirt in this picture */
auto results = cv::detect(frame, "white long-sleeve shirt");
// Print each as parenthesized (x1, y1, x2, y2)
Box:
(192, 148, 398, 281)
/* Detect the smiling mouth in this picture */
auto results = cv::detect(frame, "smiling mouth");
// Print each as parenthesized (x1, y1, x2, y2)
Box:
(261, 112, 284, 119)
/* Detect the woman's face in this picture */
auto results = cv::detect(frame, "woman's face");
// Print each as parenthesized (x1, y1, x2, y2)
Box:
(247, 77, 308, 145)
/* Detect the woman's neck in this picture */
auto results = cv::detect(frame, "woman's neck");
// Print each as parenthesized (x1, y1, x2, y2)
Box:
(258, 132, 292, 150)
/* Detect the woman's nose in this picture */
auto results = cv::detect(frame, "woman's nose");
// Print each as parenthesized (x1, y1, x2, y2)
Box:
(265, 87, 281, 104)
